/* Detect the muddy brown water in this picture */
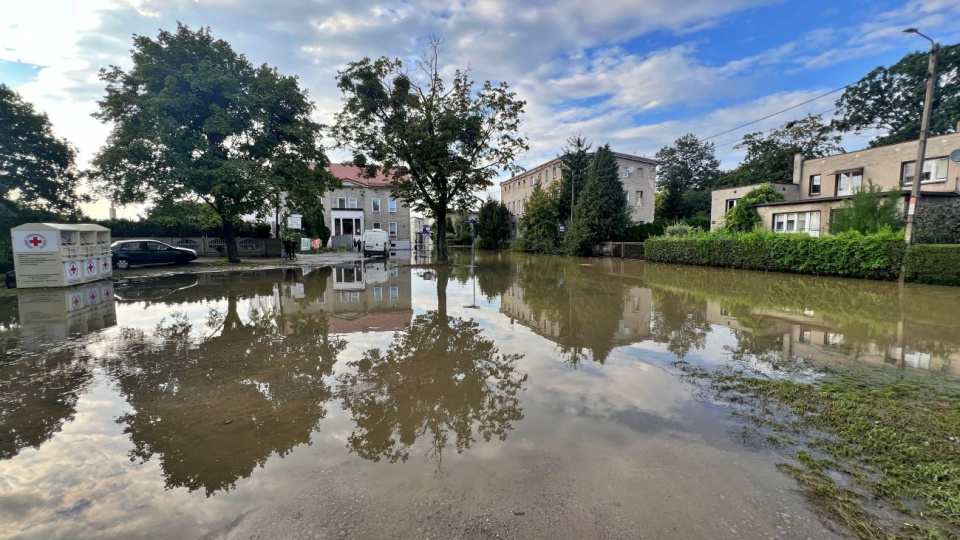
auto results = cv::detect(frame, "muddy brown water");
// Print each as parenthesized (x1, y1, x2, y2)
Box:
(1, 252, 958, 539)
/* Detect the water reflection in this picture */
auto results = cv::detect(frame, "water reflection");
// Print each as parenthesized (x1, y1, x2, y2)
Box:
(1, 253, 959, 538)
(337, 268, 527, 468)
(0, 285, 116, 460)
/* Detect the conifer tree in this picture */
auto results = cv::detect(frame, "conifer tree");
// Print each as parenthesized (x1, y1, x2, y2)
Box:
(565, 145, 629, 255)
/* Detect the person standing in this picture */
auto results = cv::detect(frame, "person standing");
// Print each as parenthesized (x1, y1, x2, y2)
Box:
(282, 236, 291, 260)
(288, 237, 297, 260)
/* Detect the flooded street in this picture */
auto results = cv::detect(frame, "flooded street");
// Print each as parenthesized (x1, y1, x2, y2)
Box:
(2, 252, 958, 539)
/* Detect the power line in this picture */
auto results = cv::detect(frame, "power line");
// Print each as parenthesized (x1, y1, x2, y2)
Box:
(702, 83, 855, 142)
(712, 104, 842, 149)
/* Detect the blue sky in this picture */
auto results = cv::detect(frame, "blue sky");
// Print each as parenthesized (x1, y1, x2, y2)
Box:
(2, 0, 958, 218)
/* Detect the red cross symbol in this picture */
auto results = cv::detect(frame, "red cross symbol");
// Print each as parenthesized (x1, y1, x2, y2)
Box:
(26, 235, 46, 249)
(89, 291, 98, 302)
(72, 295, 81, 308)
(87, 262, 95, 272)
(69, 264, 78, 276)
(101, 260, 109, 270)
(104, 289, 112, 299)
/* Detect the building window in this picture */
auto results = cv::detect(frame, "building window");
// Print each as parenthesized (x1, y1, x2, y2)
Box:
(835, 169, 863, 197)
(624, 190, 630, 204)
(389, 222, 398, 236)
(337, 197, 346, 208)
(374, 286, 383, 301)
(902, 157, 948, 185)
(390, 286, 399, 301)
(348, 197, 358, 209)
(773, 211, 821, 235)
(373, 222, 381, 230)
(636, 191, 643, 207)
(638, 168, 644, 179)
(809, 174, 821, 196)
(388, 199, 397, 213)
(552, 166, 557, 179)
(621, 167, 629, 178)
(725, 199, 738, 211)
(372, 198, 381, 212)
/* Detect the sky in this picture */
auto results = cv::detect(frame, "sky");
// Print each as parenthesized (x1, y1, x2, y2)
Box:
(2, 0, 959, 219)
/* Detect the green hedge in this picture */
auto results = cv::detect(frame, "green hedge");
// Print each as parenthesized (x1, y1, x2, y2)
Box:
(644, 231, 905, 281)
(903, 245, 960, 286)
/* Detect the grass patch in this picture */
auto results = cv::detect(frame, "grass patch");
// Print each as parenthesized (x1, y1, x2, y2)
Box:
(674, 361, 960, 538)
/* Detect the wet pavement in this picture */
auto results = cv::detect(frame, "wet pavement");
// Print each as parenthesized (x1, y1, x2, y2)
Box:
(2, 251, 958, 539)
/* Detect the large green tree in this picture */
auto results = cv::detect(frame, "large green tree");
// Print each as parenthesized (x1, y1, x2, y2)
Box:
(0, 84, 83, 212)
(331, 39, 528, 263)
(476, 197, 512, 249)
(716, 114, 843, 188)
(565, 144, 629, 255)
(514, 184, 562, 254)
(556, 135, 591, 224)
(833, 43, 960, 147)
(830, 181, 903, 235)
(92, 24, 332, 262)
(654, 134, 720, 219)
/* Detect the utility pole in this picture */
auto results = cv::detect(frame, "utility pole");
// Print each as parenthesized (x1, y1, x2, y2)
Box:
(903, 28, 939, 245)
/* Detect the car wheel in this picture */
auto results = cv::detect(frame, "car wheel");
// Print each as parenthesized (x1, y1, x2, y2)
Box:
(115, 258, 130, 270)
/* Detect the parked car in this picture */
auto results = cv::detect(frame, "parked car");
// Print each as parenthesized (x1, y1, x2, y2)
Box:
(362, 229, 390, 258)
(111, 240, 198, 269)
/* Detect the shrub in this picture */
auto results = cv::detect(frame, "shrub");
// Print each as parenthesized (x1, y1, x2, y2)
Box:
(831, 181, 903, 234)
(645, 230, 905, 281)
(664, 222, 697, 237)
(903, 245, 960, 286)
(721, 183, 785, 232)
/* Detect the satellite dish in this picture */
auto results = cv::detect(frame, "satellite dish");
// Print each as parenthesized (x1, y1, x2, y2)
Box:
(627, 166, 636, 173)
(950, 148, 960, 162)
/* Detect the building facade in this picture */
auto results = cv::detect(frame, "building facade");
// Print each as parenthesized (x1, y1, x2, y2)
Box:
(322, 164, 412, 248)
(500, 152, 657, 227)
(709, 183, 798, 231)
(710, 130, 960, 236)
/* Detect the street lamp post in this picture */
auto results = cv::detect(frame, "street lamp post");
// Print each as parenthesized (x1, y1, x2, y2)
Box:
(903, 28, 939, 246)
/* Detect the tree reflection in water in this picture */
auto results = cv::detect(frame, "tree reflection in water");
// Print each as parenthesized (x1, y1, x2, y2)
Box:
(109, 290, 346, 496)
(0, 347, 92, 460)
(336, 268, 527, 468)
(649, 289, 710, 358)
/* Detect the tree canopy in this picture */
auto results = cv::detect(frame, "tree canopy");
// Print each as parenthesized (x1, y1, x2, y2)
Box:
(331, 39, 528, 262)
(513, 184, 562, 254)
(91, 23, 332, 262)
(0, 84, 84, 213)
(833, 43, 960, 147)
(476, 197, 512, 249)
(556, 135, 591, 224)
(717, 114, 843, 188)
(654, 134, 720, 219)
(565, 144, 630, 255)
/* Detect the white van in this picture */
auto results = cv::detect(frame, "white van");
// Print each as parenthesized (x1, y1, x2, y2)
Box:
(362, 229, 390, 258)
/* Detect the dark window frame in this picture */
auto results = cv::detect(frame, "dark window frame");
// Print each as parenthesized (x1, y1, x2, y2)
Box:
(809, 174, 821, 196)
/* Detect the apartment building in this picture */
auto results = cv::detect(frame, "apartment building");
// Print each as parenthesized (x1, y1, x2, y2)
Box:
(710, 130, 960, 236)
(322, 164, 412, 249)
(500, 152, 657, 227)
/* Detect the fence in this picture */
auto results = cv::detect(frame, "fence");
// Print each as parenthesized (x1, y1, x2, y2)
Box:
(595, 242, 644, 259)
(113, 237, 282, 257)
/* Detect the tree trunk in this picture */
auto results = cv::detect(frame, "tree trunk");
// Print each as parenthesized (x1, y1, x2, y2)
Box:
(222, 217, 241, 263)
(436, 266, 450, 320)
(436, 208, 449, 263)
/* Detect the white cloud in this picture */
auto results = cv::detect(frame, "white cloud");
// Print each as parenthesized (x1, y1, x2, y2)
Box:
(2, 0, 959, 217)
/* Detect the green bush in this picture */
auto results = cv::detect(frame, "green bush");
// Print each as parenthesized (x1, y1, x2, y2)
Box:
(721, 183, 785, 232)
(664, 222, 699, 237)
(903, 245, 960, 286)
(645, 230, 905, 281)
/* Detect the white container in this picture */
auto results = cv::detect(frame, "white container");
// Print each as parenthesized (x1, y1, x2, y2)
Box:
(12, 223, 112, 288)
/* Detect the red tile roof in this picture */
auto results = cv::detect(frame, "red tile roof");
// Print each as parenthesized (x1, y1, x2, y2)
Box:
(327, 163, 401, 187)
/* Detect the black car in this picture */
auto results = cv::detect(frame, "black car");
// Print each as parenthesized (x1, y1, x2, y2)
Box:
(111, 240, 198, 269)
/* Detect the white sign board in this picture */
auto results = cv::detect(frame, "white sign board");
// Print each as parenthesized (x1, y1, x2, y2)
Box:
(12, 231, 60, 253)
(301, 237, 311, 252)
(287, 214, 302, 230)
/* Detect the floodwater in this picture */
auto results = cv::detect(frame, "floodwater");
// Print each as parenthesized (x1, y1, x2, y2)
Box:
(2, 252, 959, 539)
